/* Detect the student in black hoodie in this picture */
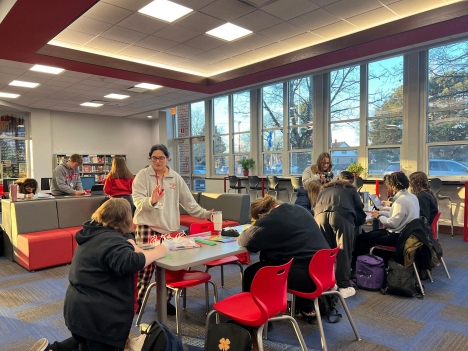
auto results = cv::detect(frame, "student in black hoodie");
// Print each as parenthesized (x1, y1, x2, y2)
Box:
(29, 198, 167, 351)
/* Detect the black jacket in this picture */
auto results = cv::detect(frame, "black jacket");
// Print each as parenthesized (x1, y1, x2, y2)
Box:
(294, 187, 314, 216)
(314, 182, 366, 226)
(395, 218, 432, 270)
(417, 191, 438, 226)
(64, 221, 146, 349)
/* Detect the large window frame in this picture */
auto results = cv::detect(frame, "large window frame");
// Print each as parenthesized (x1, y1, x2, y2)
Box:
(0, 113, 30, 180)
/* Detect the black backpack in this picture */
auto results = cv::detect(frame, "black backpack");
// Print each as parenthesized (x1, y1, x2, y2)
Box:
(381, 258, 422, 298)
(140, 320, 184, 351)
(316, 295, 342, 323)
(205, 323, 252, 351)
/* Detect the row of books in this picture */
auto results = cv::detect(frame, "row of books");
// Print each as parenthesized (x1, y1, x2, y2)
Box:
(83, 175, 104, 181)
(83, 156, 103, 163)
(83, 165, 104, 172)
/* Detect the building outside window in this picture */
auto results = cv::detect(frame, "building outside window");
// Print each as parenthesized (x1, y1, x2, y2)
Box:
(1, 114, 28, 179)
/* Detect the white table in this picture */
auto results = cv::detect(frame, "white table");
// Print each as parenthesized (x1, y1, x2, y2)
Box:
(154, 224, 248, 323)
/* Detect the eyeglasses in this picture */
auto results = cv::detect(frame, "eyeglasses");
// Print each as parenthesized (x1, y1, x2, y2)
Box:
(322, 162, 330, 165)
(151, 156, 167, 162)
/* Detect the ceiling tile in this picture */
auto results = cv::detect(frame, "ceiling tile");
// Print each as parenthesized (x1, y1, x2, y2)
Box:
(61, 71, 93, 79)
(379, 0, 403, 4)
(84, 2, 132, 24)
(117, 13, 168, 34)
(146, 52, 186, 65)
(164, 44, 206, 57)
(257, 41, 295, 56)
(0, 59, 32, 70)
(282, 32, 324, 48)
(154, 25, 201, 43)
(42, 80, 75, 88)
(289, 8, 341, 31)
(84, 37, 129, 52)
(259, 22, 306, 41)
(388, 0, 446, 17)
(68, 17, 113, 36)
(0, 67, 26, 76)
(310, 0, 340, 6)
(312, 20, 359, 39)
(117, 45, 159, 59)
(199, 0, 255, 21)
(135, 36, 178, 51)
(232, 33, 276, 49)
(232, 10, 283, 32)
(324, 0, 382, 19)
(183, 35, 225, 51)
(50, 75, 83, 84)
(175, 11, 224, 33)
(102, 0, 153, 11)
(37, 84, 64, 92)
(69, 84, 99, 91)
(230, 50, 270, 65)
(347, 6, 399, 29)
(262, 0, 319, 21)
(88, 76, 118, 83)
(170, 0, 216, 10)
(173, 59, 210, 72)
(101, 26, 148, 44)
(54, 29, 95, 45)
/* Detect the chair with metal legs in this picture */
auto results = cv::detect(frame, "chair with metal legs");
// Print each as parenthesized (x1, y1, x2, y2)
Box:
(267, 176, 288, 200)
(430, 178, 454, 238)
(248, 175, 263, 199)
(228, 175, 247, 193)
(427, 211, 451, 280)
(289, 176, 301, 203)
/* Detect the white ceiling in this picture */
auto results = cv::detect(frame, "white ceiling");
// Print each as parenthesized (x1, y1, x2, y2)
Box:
(0, 59, 210, 118)
(49, 0, 463, 76)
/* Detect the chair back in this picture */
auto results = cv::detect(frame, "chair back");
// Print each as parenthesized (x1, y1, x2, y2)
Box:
(248, 176, 260, 188)
(190, 222, 214, 235)
(308, 246, 340, 297)
(290, 177, 301, 190)
(431, 211, 442, 239)
(267, 176, 279, 190)
(354, 177, 363, 193)
(430, 178, 442, 195)
(228, 175, 239, 188)
(250, 259, 293, 325)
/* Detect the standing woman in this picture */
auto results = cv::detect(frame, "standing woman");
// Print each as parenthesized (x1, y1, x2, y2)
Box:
(103, 156, 135, 215)
(409, 172, 438, 226)
(302, 152, 334, 187)
(132, 144, 213, 313)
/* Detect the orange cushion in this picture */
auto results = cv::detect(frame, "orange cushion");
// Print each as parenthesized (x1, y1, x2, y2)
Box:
(63, 227, 82, 255)
(180, 215, 239, 230)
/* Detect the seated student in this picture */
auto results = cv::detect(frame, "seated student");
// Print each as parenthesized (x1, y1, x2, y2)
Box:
(50, 154, 86, 196)
(409, 171, 438, 226)
(314, 178, 366, 298)
(352, 172, 420, 268)
(238, 196, 330, 317)
(294, 180, 321, 216)
(11, 178, 38, 199)
(104, 156, 135, 215)
(29, 198, 167, 351)
(302, 152, 334, 187)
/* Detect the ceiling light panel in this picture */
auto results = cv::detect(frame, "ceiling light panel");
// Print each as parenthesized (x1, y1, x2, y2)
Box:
(138, 0, 193, 23)
(135, 83, 162, 90)
(0, 92, 20, 98)
(81, 102, 103, 107)
(206, 23, 252, 42)
(105, 93, 130, 99)
(9, 80, 40, 88)
(30, 65, 65, 74)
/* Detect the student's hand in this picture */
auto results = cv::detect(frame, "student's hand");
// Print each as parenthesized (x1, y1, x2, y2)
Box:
(27, 193, 34, 199)
(378, 207, 390, 212)
(151, 184, 165, 205)
(371, 210, 380, 219)
(382, 201, 392, 207)
(320, 174, 326, 183)
(76, 190, 86, 195)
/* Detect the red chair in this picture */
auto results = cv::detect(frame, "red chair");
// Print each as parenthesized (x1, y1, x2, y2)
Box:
(288, 247, 360, 351)
(190, 222, 244, 290)
(430, 211, 451, 279)
(205, 259, 307, 351)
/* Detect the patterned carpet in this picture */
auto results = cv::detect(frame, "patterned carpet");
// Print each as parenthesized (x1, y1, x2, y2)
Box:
(1, 233, 468, 351)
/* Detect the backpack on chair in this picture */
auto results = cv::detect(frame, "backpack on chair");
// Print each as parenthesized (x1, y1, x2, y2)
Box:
(205, 323, 252, 351)
(127, 320, 184, 351)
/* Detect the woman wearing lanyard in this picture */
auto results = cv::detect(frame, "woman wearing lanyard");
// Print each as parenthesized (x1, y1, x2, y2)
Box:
(132, 144, 213, 314)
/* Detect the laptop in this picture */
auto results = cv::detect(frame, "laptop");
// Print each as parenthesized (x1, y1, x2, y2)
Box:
(369, 194, 383, 209)
(90, 184, 104, 195)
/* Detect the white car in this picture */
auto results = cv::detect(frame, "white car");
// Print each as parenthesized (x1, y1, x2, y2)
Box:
(429, 159, 468, 176)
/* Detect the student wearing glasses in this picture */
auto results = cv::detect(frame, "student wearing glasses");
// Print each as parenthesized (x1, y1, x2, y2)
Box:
(302, 152, 334, 187)
(132, 144, 213, 315)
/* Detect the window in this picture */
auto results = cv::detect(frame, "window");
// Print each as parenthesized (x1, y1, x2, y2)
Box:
(331, 149, 358, 175)
(175, 105, 189, 138)
(0, 114, 28, 179)
(190, 101, 205, 136)
(213, 96, 230, 174)
(262, 83, 284, 174)
(289, 77, 313, 174)
(368, 148, 400, 175)
(427, 41, 468, 176)
(233, 91, 251, 174)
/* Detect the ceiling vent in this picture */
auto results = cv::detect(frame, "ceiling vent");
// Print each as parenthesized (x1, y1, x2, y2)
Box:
(238, 0, 279, 8)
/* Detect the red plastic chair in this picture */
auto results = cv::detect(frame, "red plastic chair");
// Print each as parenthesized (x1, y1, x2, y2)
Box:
(205, 259, 307, 351)
(190, 222, 244, 290)
(430, 211, 451, 279)
(288, 247, 360, 351)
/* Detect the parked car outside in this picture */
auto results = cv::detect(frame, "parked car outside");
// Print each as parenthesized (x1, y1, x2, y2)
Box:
(429, 159, 468, 176)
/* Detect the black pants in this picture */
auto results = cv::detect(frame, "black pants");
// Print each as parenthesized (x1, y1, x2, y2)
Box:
(47, 334, 122, 351)
(352, 229, 400, 269)
(243, 261, 316, 313)
(315, 212, 355, 289)
(113, 194, 135, 216)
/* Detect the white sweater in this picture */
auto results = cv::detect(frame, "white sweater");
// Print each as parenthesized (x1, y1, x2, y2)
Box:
(378, 189, 420, 233)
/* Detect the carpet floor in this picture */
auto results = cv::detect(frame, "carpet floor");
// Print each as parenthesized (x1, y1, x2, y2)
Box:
(0, 233, 467, 351)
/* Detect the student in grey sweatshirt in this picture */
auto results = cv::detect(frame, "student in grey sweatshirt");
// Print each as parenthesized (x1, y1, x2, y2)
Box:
(50, 154, 85, 196)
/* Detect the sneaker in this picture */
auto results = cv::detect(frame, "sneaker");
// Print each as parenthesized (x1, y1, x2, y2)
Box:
(339, 287, 356, 298)
(167, 302, 177, 316)
(30, 338, 49, 351)
(331, 284, 338, 291)
(301, 310, 316, 318)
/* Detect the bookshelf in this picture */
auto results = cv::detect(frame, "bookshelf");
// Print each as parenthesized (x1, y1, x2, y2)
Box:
(53, 154, 127, 182)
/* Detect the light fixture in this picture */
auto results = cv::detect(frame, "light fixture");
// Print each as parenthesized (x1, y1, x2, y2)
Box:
(9, 80, 40, 88)
(148, 116, 153, 118)
(105, 93, 130, 100)
(0, 92, 20, 98)
(138, 0, 193, 23)
(134, 83, 162, 90)
(80, 102, 103, 107)
(206, 23, 252, 41)
(30, 64, 65, 74)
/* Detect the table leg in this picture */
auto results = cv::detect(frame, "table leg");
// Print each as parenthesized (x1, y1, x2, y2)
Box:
(156, 266, 167, 324)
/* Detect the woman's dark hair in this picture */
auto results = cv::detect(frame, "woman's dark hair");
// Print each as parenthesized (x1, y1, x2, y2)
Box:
(250, 195, 280, 220)
(311, 152, 333, 174)
(339, 171, 355, 181)
(15, 178, 38, 194)
(409, 172, 438, 205)
(149, 144, 170, 159)
(385, 172, 409, 191)
(321, 180, 354, 190)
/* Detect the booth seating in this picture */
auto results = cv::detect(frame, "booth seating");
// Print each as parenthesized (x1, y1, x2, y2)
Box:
(179, 192, 250, 231)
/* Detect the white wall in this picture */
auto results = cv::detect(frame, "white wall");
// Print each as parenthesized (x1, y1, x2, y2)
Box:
(29, 109, 52, 181)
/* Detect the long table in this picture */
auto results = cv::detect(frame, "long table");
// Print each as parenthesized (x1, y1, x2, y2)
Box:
(153, 225, 248, 323)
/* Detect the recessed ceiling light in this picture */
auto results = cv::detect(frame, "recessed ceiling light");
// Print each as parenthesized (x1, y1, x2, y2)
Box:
(80, 102, 103, 107)
(134, 83, 162, 90)
(0, 92, 20, 98)
(30, 64, 65, 74)
(148, 116, 153, 118)
(206, 23, 252, 42)
(105, 93, 130, 100)
(138, 0, 193, 23)
(9, 80, 40, 88)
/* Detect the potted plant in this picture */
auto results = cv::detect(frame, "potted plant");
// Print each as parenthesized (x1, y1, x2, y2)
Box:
(238, 157, 255, 176)
(347, 163, 367, 178)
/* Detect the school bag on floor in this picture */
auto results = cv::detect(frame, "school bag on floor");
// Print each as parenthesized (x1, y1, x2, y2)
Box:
(127, 320, 184, 351)
(381, 258, 420, 298)
(356, 254, 385, 290)
(205, 323, 252, 351)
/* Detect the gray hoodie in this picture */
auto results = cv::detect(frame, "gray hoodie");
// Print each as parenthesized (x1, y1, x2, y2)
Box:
(132, 166, 210, 234)
(51, 159, 83, 195)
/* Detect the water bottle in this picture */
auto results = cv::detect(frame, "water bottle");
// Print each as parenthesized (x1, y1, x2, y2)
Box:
(10, 184, 18, 201)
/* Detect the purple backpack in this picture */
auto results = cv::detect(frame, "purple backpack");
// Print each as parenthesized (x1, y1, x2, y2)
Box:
(356, 255, 385, 290)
